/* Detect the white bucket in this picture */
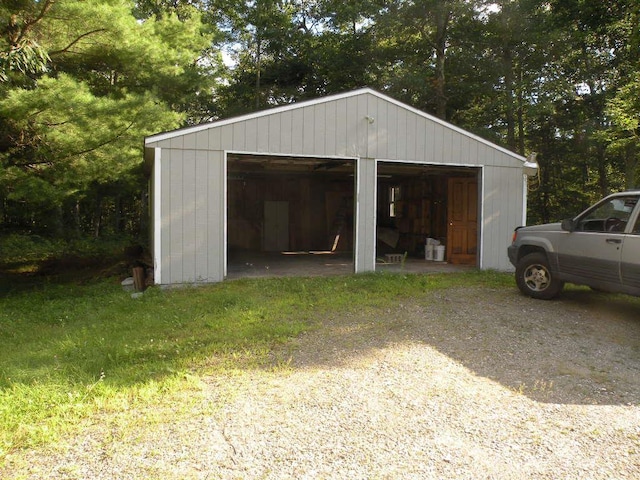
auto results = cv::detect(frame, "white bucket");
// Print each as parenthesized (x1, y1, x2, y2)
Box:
(425, 244, 434, 260)
(434, 245, 446, 262)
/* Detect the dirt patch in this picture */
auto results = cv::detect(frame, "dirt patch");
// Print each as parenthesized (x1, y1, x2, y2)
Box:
(3, 286, 640, 479)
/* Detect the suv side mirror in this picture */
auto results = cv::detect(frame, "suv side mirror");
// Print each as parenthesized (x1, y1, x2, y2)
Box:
(561, 218, 577, 232)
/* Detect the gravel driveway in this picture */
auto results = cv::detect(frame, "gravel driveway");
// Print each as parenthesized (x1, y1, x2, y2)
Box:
(4, 285, 640, 479)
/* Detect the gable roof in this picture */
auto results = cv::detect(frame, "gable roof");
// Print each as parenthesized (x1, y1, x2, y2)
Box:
(145, 87, 535, 170)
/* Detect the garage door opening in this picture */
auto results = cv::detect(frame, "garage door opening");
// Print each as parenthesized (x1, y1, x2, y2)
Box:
(376, 163, 480, 269)
(226, 154, 356, 279)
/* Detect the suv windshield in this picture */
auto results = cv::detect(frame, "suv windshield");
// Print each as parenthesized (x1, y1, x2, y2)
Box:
(577, 196, 638, 232)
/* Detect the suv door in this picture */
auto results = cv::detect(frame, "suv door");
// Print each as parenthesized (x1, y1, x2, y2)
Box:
(621, 202, 640, 294)
(556, 195, 639, 290)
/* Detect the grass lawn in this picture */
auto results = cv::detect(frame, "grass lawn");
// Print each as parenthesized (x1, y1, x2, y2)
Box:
(0, 269, 512, 461)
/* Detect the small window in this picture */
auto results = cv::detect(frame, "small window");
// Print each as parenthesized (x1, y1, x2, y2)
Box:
(389, 186, 401, 218)
(633, 212, 640, 234)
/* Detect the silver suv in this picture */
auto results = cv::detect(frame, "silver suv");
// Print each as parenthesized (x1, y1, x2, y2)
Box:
(508, 191, 640, 299)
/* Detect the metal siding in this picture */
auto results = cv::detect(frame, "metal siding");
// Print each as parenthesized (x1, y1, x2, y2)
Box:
(208, 151, 225, 281)
(358, 95, 368, 157)
(244, 118, 258, 151)
(387, 103, 398, 159)
(302, 106, 315, 155)
(267, 113, 280, 153)
(291, 108, 304, 153)
(324, 100, 337, 154)
(481, 165, 522, 271)
(405, 109, 418, 161)
(355, 158, 376, 272)
(183, 133, 196, 150)
(279, 110, 292, 153)
(159, 152, 172, 283)
(233, 122, 246, 151)
(335, 98, 348, 156)
(414, 116, 426, 162)
(160, 162, 170, 282)
(152, 148, 162, 284)
(182, 150, 197, 281)
(219, 124, 234, 150)
(345, 97, 359, 157)
(481, 166, 498, 270)
(256, 116, 269, 152)
(396, 107, 408, 160)
(168, 151, 183, 283)
(195, 130, 208, 150)
(208, 127, 222, 150)
(148, 90, 533, 283)
(156, 148, 227, 284)
(314, 103, 326, 155)
(434, 123, 445, 161)
(170, 136, 184, 149)
(366, 96, 379, 158)
(194, 151, 209, 281)
(450, 126, 463, 162)
(146, 89, 529, 166)
(424, 119, 436, 163)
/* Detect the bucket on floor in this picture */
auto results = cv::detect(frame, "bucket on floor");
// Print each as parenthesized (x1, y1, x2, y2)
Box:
(434, 245, 446, 262)
(425, 244, 434, 260)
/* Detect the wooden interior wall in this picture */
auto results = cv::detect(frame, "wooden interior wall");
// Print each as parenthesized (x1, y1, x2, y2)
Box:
(228, 175, 353, 252)
(377, 176, 448, 257)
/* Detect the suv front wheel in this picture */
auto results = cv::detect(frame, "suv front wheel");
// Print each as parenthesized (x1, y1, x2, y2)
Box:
(515, 252, 564, 300)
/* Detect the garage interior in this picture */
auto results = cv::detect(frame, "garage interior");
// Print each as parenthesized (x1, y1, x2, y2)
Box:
(226, 154, 478, 279)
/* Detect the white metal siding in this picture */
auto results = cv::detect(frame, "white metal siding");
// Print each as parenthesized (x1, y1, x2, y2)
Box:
(481, 164, 525, 271)
(147, 93, 526, 173)
(155, 148, 225, 284)
(354, 158, 377, 273)
(145, 89, 533, 283)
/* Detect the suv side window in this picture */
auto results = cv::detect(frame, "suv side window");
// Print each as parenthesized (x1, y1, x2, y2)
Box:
(577, 196, 638, 233)
(633, 211, 640, 234)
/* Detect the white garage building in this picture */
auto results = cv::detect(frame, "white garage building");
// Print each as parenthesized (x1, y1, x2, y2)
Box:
(144, 88, 537, 285)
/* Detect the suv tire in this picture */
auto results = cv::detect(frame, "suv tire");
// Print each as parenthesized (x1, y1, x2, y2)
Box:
(515, 252, 564, 300)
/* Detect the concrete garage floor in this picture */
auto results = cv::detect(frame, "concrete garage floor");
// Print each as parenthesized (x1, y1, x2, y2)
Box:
(226, 251, 473, 280)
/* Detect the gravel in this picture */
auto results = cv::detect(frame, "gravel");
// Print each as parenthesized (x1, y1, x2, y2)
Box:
(3, 285, 640, 479)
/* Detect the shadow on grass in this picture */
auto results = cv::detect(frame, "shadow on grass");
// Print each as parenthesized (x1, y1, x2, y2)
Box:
(0, 255, 132, 297)
(284, 284, 640, 406)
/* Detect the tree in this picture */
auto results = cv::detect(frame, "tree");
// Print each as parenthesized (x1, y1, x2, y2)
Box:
(0, 0, 217, 237)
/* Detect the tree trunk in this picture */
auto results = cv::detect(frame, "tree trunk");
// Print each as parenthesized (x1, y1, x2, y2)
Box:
(517, 66, 525, 156)
(255, 35, 261, 109)
(93, 194, 102, 239)
(503, 49, 516, 150)
(433, 4, 450, 120)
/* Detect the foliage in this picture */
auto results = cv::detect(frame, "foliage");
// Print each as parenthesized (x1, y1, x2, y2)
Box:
(0, 0, 220, 237)
(0, 233, 132, 265)
(1, 0, 639, 237)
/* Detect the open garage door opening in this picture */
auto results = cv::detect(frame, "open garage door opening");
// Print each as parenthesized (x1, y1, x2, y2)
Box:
(376, 162, 480, 269)
(226, 153, 356, 279)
